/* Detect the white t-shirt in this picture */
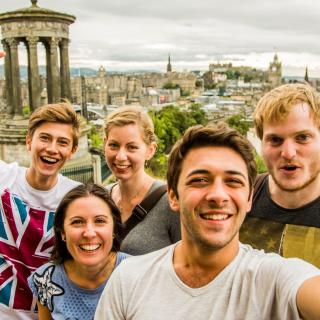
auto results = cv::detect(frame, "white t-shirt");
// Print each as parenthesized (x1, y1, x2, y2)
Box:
(0, 160, 80, 320)
(95, 242, 320, 320)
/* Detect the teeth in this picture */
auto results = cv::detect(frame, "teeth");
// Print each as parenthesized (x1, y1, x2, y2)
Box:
(42, 156, 58, 163)
(201, 214, 229, 220)
(79, 244, 101, 251)
(116, 164, 129, 168)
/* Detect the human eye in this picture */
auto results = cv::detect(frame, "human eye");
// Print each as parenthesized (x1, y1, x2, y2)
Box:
(226, 177, 245, 188)
(127, 144, 139, 151)
(107, 142, 118, 149)
(58, 139, 70, 147)
(266, 135, 283, 146)
(39, 134, 49, 142)
(188, 177, 209, 186)
(70, 219, 83, 226)
(95, 217, 108, 224)
(296, 133, 311, 144)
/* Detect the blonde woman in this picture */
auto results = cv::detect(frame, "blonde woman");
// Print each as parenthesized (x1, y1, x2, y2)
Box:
(104, 106, 181, 255)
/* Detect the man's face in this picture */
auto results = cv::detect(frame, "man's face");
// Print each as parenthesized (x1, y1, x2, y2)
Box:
(169, 146, 252, 251)
(26, 122, 76, 179)
(262, 102, 320, 192)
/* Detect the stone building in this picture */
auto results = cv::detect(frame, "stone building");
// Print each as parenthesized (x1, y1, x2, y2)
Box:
(268, 54, 282, 88)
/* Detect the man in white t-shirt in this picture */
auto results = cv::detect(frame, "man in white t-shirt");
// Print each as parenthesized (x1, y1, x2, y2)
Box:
(0, 76, 81, 319)
(95, 123, 320, 320)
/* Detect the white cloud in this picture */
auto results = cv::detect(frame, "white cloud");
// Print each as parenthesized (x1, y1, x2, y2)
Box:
(0, 0, 320, 75)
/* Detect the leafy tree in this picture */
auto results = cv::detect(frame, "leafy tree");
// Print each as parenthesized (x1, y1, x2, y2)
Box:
(255, 154, 267, 173)
(88, 125, 104, 150)
(163, 82, 180, 90)
(148, 104, 208, 178)
(226, 114, 250, 136)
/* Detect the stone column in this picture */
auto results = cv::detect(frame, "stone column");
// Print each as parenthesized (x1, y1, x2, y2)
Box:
(46, 37, 61, 103)
(60, 38, 71, 101)
(2, 39, 13, 117)
(7, 38, 22, 118)
(26, 36, 40, 111)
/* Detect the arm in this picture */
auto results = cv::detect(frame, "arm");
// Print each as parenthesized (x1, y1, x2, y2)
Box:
(37, 302, 52, 320)
(297, 276, 320, 320)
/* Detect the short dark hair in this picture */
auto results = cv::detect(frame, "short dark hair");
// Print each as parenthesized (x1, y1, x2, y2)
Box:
(167, 122, 257, 197)
(50, 183, 122, 264)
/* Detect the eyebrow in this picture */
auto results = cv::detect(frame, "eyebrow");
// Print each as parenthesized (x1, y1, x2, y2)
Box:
(186, 169, 247, 180)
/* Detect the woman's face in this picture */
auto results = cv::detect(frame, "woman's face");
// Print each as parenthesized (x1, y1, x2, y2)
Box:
(62, 195, 114, 269)
(104, 123, 156, 182)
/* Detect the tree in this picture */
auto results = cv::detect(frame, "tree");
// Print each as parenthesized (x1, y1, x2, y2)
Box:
(226, 114, 250, 136)
(148, 104, 208, 178)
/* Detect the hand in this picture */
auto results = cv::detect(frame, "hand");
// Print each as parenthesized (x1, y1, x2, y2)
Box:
(0, 51, 6, 58)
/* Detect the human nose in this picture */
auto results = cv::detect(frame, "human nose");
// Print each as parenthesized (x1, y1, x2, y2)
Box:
(281, 139, 296, 160)
(205, 179, 229, 206)
(115, 147, 127, 161)
(83, 222, 96, 238)
(45, 140, 58, 153)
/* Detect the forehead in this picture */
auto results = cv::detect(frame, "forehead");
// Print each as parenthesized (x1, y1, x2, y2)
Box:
(33, 122, 74, 139)
(65, 195, 112, 218)
(263, 102, 318, 136)
(107, 123, 145, 141)
(180, 146, 248, 179)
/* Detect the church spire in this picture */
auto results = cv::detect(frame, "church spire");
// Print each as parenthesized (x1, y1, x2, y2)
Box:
(167, 54, 172, 73)
(304, 66, 309, 83)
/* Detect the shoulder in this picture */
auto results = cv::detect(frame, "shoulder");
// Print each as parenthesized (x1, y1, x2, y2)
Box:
(0, 160, 24, 189)
(239, 244, 320, 279)
(56, 175, 81, 193)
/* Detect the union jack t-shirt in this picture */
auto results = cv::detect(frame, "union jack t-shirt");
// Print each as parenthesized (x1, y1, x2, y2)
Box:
(0, 161, 80, 319)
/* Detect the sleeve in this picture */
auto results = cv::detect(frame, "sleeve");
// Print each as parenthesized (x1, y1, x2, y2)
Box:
(0, 160, 18, 189)
(256, 256, 320, 318)
(27, 272, 38, 298)
(94, 268, 126, 320)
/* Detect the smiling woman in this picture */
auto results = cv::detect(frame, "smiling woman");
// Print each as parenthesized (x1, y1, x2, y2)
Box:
(28, 183, 129, 320)
(104, 106, 181, 255)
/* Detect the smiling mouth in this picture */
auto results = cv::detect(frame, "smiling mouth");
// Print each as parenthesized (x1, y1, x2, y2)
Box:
(115, 164, 130, 169)
(79, 244, 101, 252)
(41, 156, 59, 164)
(200, 213, 230, 221)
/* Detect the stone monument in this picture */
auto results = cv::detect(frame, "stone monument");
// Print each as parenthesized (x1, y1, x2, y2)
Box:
(0, 1, 91, 173)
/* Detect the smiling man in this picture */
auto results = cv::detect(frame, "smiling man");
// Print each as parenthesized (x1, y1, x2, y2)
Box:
(240, 83, 320, 268)
(95, 123, 320, 320)
(0, 102, 81, 319)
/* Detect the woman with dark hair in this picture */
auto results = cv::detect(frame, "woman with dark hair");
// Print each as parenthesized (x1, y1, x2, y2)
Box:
(28, 183, 128, 320)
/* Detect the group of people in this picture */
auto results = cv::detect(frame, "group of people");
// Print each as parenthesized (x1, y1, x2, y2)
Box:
(0, 49, 320, 319)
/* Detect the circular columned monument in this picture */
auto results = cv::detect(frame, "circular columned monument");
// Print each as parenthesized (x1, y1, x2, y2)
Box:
(0, 0, 75, 116)
(0, 1, 91, 171)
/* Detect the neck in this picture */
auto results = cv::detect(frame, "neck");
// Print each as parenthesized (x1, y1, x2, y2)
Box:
(25, 168, 57, 190)
(269, 175, 320, 208)
(173, 237, 239, 288)
(118, 171, 154, 197)
(64, 252, 117, 289)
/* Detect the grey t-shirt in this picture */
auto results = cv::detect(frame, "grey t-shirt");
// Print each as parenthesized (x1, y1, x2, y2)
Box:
(107, 180, 181, 255)
(95, 243, 320, 320)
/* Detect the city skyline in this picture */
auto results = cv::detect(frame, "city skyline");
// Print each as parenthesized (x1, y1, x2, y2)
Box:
(1, 0, 320, 77)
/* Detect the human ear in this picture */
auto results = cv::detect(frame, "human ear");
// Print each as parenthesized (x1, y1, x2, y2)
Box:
(146, 142, 157, 161)
(168, 188, 180, 213)
(25, 134, 32, 151)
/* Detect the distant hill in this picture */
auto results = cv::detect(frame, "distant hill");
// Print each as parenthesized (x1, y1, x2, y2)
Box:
(0, 65, 161, 78)
(0, 65, 98, 78)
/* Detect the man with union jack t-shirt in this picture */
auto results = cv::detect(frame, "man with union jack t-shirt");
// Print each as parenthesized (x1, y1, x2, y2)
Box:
(0, 75, 81, 319)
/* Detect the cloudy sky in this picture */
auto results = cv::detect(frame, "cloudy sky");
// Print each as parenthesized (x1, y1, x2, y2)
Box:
(1, 0, 320, 76)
